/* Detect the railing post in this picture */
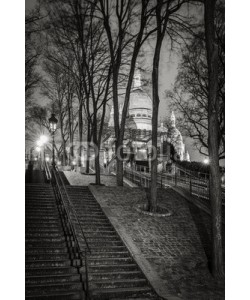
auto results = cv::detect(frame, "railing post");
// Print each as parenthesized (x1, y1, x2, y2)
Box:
(190, 176, 192, 195)
(175, 166, 177, 186)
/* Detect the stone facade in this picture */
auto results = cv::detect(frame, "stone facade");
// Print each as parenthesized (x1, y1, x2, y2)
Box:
(104, 68, 190, 170)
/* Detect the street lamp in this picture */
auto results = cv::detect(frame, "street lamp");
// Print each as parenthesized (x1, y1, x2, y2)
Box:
(35, 146, 41, 161)
(49, 113, 58, 168)
(204, 158, 209, 164)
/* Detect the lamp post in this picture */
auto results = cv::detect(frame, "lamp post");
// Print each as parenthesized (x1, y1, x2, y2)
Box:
(49, 113, 58, 168)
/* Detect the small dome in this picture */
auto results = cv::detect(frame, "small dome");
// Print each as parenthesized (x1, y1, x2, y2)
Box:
(129, 89, 152, 112)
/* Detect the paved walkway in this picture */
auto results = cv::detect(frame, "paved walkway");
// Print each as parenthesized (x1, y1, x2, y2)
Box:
(64, 172, 225, 299)
(64, 171, 118, 186)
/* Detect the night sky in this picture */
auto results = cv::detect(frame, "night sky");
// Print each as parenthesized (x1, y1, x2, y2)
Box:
(25, 0, 205, 162)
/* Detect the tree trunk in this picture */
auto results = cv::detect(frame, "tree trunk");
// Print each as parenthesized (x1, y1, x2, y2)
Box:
(150, 2, 166, 212)
(116, 140, 124, 186)
(204, 0, 224, 278)
(93, 134, 101, 185)
(112, 68, 124, 186)
(78, 103, 83, 167)
(60, 117, 66, 166)
(85, 122, 91, 174)
(150, 50, 161, 212)
(67, 93, 74, 166)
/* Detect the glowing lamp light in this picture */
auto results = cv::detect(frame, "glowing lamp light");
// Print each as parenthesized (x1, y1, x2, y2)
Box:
(204, 158, 209, 164)
(36, 146, 41, 152)
(40, 135, 48, 144)
(72, 161, 76, 166)
(45, 157, 50, 162)
(49, 113, 58, 133)
(37, 140, 43, 147)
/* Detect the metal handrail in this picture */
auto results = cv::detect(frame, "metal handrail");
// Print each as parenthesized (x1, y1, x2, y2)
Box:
(50, 166, 91, 298)
(52, 166, 91, 254)
(44, 161, 51, 182)
(124, 165, 225, 204)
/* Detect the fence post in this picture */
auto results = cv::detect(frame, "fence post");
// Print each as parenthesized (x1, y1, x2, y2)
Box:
(190, 176, 192, 194)
(175, 166, 177, 186)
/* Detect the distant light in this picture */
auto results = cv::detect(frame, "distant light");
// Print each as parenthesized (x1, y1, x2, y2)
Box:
(204, 158, 209, 164)
(36, 146, 41, 152)
(37, 140, 43, 147)
(40, 135, 48, 143)
(45, 157, 50, 162)
(57, 161, 61, 165)
(72, 161, 76, 165)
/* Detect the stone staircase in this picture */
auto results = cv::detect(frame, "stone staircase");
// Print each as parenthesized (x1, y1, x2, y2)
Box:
(66, 186, 160, 300)
(25, 183, 85, 300)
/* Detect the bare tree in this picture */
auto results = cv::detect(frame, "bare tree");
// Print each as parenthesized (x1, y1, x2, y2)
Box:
(167, 1, 224, 159)
(25, 7, 43, 105)
(204, 0, 224, 278)
(150, 0, 187, 212)
(97, 0, 156, 186)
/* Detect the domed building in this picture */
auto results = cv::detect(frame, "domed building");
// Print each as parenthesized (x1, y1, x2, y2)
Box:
(104, 67, 190, 171)
(109, 68, 152, 131)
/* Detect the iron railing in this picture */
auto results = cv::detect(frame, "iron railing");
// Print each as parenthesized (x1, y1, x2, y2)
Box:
(47, 163, 91, 299)
(123, 165, 225, 205)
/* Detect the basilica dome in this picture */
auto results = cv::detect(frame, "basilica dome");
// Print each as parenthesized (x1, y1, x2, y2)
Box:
(126, 88, 152, 130)
(129, 88, 152, 114)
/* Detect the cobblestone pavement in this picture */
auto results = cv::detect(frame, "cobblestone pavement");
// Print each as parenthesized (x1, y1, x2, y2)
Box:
(90, 186, 225, 300)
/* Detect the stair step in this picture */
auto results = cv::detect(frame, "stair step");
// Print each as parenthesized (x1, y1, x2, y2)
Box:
(26, 253, 69, 261)
(26, 281, 83, 293)
(89, 251, 130, 258)
(26, 216, 60, 220)
(25, 289, 83, 300)
(88, 257, 133, 266)
(89, 270, 144, 281)
(25, 292, 83, 300)
(88, 263, 139, 273)
(26, 260, 71, 268)
(26, 232, 64, 238)
(26, 241, 67, 248)
(83, 241, 123, 247)
(26, 247, 68, 255)
(25, 210, 59, 214)
(89, 278, 147, 289)
(26, 274, 81, 285)
(26, 266, 78, 276)
(89, 246, 128, 253)
(86, 236, 120, 242)
(26, 237, 66, 243)
(89, 286, 152, 300)
(26, 228, 64, 233)
(25, 202, 56, 206)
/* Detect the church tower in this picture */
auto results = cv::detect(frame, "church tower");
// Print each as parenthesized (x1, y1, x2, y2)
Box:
(170, 111, 176, 127)
(133, 64, 142, 89)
